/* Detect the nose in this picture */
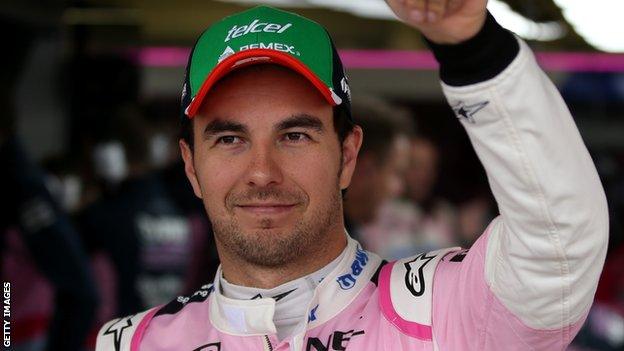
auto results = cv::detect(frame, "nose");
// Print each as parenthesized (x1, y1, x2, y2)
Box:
(245, 143, 284, 187)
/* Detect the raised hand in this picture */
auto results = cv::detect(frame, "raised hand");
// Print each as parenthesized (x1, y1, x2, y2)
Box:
(385, 0, 488, 44)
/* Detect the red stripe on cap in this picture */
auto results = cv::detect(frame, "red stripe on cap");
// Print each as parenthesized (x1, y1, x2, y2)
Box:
(186, 49, 336, 118)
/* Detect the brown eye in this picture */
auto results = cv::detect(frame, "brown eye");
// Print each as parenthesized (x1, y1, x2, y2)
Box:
(284, 132, 309, 142)
(217, 135, 240, 144)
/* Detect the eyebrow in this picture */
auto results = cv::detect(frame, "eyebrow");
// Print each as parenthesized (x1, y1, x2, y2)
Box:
(203, 119, 248, 139)
(202, 114, 325, 139)
(275, 114, 325, 133)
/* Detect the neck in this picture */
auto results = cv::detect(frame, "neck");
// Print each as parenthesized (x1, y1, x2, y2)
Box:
(218, 227, 347, 289)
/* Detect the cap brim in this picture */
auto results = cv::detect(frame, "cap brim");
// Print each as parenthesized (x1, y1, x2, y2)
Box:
(185, 49, 339, 118)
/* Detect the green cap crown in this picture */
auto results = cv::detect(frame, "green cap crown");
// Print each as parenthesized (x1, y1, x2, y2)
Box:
(181, 5, 352, 118)
(190, 6, 334, 94)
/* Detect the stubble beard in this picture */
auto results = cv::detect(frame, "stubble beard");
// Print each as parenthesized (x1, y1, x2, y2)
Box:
(210, 181, 344, 268)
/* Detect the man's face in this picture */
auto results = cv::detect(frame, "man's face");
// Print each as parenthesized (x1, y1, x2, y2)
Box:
(180, 65, 361, 267)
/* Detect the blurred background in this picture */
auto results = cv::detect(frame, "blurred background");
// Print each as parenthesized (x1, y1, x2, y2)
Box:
(1, 0, 623, 350)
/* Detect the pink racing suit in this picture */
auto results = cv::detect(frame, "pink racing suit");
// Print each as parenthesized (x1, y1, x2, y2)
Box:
(96, 18, 608, 351)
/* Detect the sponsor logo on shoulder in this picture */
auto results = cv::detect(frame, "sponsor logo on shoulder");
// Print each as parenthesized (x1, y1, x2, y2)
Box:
(404, 252, 436, 297)
(176, 283, 214, 305)
(103, 314, 136, 351)
(336, 247, 369, 290)
(225, 19, 292, 42)
(177, 295, 190, 305)
(450, 249, 469, 262)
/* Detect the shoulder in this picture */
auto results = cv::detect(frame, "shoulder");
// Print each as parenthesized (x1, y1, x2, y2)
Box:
(96, 283, 215, 351)
(155, 283, 214, 316)
(95, 307, 160, 351)
(378, 247, 460, 341)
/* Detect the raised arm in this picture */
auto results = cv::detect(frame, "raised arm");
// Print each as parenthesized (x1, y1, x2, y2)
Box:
(386, 0, 609, 348)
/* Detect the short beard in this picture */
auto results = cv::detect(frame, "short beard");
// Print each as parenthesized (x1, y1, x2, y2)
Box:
(210, 180, 343, 268)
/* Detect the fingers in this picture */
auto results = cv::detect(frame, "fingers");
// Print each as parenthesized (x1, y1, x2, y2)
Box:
(401, 0, 425, 22)
(426, 0, 447, 22)
(404, 0, 449, 23)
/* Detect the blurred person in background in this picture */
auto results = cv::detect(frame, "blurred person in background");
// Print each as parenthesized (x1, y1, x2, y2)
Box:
(361, 134, 456, 259)
(343, 97, 411, 242)
(364, 126, 497, 259)
(0, 15, 98, 351)
(145, 100, 220, 294)
(78, 106, 195, 319)
(144, 101, 204, 214)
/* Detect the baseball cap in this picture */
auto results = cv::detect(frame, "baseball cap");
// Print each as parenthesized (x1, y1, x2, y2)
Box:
(181, 5, 352, 120)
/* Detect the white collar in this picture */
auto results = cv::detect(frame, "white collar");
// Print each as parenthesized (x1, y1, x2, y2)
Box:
(208, 235, 382, 337)
(219, 247, 346, 340)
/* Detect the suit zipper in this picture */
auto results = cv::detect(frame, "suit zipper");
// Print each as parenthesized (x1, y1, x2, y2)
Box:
(263, 335, 274, 351)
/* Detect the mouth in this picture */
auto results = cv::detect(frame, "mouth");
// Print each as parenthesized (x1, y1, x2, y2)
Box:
(236, 203, 299, 215)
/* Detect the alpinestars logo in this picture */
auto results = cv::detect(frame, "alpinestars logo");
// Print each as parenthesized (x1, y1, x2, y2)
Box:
(404, 252, 436, 297)
(250, 288, 297, 301)
(452, 101, 489, 124)
(103, 314, 136, 351)
(225, 19, 292, 42)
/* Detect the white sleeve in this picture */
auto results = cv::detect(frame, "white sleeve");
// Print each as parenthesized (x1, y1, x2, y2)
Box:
(440, 38, 608, 330)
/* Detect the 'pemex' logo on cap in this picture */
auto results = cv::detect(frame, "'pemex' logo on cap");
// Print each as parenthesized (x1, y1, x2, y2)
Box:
(218, 46, 236, 63)
(224, 19, 293, 42)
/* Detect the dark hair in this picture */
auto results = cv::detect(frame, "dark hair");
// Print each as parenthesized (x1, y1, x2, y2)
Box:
(180, 105, 355, 151)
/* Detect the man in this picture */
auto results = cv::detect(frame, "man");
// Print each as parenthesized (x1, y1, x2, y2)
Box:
(96, 1, 608, 350)
(80, 110, 194, 316)
(343, 98, 411, 241)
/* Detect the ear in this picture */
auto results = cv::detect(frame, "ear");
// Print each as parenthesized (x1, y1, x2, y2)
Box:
(179, 139, 203, 199)
(339, 125, 363, 190)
